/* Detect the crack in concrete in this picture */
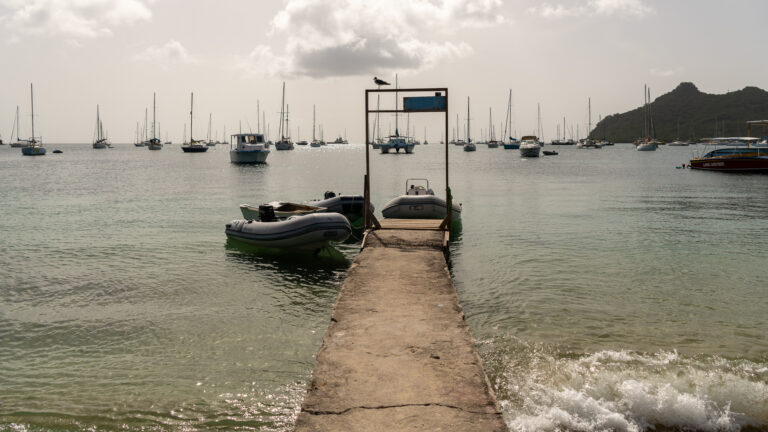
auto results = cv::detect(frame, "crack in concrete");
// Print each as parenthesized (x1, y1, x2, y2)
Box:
(303, 403, 500, 416)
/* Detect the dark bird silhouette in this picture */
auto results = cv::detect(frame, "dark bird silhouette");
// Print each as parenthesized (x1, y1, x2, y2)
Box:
(373, 76, 390, 86)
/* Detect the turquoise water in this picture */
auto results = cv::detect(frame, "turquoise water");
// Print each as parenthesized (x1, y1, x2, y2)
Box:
(1, 143, 766, 431)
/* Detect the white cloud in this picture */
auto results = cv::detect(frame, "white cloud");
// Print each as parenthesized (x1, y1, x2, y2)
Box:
(0, 0, 152, 39)
(530, 0, 653, 19)
(242, 0, 502, 78)
(133, 39, 198, 66)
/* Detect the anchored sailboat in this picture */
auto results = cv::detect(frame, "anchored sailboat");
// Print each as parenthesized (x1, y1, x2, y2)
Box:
(182, 93, 208, 153)
(146, 93, 162, 150)
(21, 84, 46, 156)
(92, 105, 109, 149)
(275, 82, 294, 150)
(464, 97, 476, 152)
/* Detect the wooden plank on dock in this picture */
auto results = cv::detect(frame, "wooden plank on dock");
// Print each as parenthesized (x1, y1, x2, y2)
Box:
(294, 229, 508, 432)
(378, 218, 444, 230)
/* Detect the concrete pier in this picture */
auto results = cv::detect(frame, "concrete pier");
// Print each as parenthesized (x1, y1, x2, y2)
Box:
(294, 223, 508, 431)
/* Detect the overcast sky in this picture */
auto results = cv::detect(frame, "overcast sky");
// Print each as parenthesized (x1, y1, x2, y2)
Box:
(1, 0, 767, 143)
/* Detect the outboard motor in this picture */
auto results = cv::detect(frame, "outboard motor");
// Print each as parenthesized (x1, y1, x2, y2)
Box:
(324, 191, 336, 199)
(258, 204, 276, 222)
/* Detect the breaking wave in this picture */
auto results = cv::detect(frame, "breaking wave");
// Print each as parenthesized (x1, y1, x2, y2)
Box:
(482, 339, 768, 431)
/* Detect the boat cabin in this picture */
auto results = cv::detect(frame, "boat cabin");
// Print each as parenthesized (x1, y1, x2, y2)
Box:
(702, 147, 764, 159)
(231, 133, 267, 150)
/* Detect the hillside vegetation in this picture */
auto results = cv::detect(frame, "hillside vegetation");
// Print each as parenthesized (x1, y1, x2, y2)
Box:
(589, 82, 768, 142)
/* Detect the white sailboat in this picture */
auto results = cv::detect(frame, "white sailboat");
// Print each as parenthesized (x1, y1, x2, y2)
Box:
(9, 106, 29, 148)
(502, 90, 520, 149)
(275, 82, 294, 150)
(637, 85, 659, 151)
(576, 98, 602, 149)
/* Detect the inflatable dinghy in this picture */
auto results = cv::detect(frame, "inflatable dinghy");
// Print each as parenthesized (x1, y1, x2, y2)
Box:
(226, 206, 351, 251)
(381, 179, 461, 220)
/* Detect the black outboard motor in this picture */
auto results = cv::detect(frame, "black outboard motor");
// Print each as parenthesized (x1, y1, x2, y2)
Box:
(324, 191, 336, 199)
(258, 204, 276, 222)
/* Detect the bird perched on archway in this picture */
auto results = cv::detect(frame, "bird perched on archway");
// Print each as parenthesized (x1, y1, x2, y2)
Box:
(373, 76, 390, 86)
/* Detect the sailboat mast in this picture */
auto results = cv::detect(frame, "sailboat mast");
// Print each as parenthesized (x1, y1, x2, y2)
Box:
(257, 100, 260, 134)
(96, 105, 100, 141)
(313, 104, 316, 141)
(587, 98, 591, 139)
(643, 84, 648, 139)
(190, 93, 194, 142)
(648, 87, 656, 139)
(279, 82, 285, 140)
(30, 84, 35, 141)
(456, 114, 459, 141)
(152, 92, 156, 139)
(15, 106, 20, 141)
(208, 113, 212, 142)
(489, 108, 492, 141)
(467, 97, 471, 142)
(395, 74, 399, 136)
(537, 103, 541, 138)
(406, 113, 410, 141)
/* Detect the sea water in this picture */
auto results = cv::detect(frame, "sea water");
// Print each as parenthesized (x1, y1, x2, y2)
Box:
(0, 143, 766, 431)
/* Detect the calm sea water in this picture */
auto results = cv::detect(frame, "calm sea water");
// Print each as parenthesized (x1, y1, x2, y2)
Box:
(1, 143, 766, 431)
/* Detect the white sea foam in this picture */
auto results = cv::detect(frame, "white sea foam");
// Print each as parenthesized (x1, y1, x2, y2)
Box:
(497, 345, 768, 432)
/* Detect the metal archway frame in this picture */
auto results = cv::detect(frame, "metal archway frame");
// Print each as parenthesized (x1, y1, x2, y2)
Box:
(363, 87, 451, 232)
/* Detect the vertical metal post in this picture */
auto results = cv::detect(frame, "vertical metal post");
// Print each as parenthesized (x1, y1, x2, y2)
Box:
(364, 91, 371, 229)
(445, 89, 451, 232)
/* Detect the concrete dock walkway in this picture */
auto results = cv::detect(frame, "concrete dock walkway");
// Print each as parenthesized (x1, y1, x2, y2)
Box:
(294, 225, 508, 431)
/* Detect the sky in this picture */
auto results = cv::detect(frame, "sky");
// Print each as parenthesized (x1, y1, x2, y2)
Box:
(1, 0, 767, 143)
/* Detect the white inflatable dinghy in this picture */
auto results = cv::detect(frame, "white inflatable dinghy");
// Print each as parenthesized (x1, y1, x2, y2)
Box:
(381, 179, 461, 220)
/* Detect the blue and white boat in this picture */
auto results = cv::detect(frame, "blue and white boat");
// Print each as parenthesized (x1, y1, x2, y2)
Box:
(503, 137, 520, 149)
(21, 84, 45, 156)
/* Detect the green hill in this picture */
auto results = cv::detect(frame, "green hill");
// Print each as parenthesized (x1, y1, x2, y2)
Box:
(590, 82, 768, 142)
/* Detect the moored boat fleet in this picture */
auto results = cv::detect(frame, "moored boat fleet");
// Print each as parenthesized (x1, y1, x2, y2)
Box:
(6, 80, 767, 173)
